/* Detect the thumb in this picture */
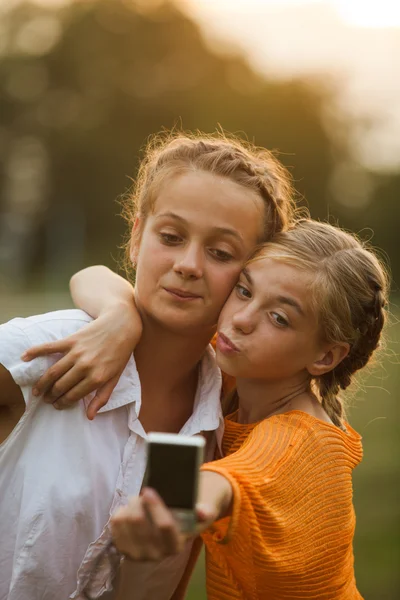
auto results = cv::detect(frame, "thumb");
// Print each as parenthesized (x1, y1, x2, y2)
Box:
(195, 503, 218, 526)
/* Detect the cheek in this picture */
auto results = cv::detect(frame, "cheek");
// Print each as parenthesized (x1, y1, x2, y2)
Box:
(217, 290, 240, 328)
(251, 332, 314, 374)
(136, 237, 171, 277)
(209, 265, 241, 303)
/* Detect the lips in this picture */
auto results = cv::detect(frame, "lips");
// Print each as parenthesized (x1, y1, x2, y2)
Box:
(164, 287, 202, 300)
(217, 331, 240, 354)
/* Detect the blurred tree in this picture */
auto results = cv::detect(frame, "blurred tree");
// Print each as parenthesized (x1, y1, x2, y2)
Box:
(0, 0, 398, 290)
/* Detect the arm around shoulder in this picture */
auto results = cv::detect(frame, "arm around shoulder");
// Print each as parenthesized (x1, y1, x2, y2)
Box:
(70, 266, 136, 318)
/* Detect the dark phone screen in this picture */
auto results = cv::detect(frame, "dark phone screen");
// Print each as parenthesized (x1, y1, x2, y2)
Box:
(146, 443, 198, 509)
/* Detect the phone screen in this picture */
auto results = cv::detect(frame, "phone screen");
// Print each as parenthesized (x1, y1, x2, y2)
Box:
(146, 442, 198, 510)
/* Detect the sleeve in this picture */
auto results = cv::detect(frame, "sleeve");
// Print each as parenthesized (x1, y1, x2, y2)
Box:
(200, 419, 296, 544)
(0, 320, 52, 403)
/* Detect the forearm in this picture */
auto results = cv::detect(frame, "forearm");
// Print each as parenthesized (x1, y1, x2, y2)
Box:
(70, 266, 135, 318)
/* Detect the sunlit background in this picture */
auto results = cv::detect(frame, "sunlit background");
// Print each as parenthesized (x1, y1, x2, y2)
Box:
(0, 1, 399, 598)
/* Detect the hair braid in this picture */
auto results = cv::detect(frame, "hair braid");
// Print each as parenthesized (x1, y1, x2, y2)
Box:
(318, 276, 387, 428)
(319, 373, 345, 428)
(121, 130, 298, 280)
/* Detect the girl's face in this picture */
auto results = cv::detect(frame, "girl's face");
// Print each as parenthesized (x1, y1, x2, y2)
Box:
(216, 257, 324, 383)
(133, 171, 265, 334)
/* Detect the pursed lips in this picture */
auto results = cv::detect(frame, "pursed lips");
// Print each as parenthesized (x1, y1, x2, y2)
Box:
(217, 331, 240, 352)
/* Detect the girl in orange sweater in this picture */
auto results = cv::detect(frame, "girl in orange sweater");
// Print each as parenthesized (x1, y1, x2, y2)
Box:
(111, 219, 389, 600)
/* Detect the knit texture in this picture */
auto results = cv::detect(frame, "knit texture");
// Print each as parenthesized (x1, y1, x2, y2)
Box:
(201, 410, 363, 600)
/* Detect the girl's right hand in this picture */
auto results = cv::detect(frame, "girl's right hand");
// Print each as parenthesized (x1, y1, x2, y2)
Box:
(110, 473, 231, 562)
(21, 303, 143, 419)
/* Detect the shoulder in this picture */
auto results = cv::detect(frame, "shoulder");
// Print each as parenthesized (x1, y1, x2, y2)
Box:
(0, 310, 93, 390)
(209, 412, 362, 480)
(243, 412, 305, 448)
(234, 411, 361, 465)
(1, 309, 93, 342)
(257, 411, 363, 467)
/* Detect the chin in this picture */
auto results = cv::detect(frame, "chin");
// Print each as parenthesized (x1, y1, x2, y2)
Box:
(156, 310, 215, 335)
(216, 354, 259, 379)
(215, 353, 239, 377)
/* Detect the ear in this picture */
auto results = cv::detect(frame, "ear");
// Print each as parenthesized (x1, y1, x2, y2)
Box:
(307, 343, 350, 377)
(129, 217, 141, 266)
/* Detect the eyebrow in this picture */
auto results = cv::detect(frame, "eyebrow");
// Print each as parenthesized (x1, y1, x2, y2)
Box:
(156, 212, 244, 243)
(242, 267, 253, 285)
(241, 268, 305, 317)
(277, 295, 305, 317)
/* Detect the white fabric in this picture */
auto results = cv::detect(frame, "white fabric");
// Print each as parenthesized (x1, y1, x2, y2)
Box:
(0, 310, 224, 600)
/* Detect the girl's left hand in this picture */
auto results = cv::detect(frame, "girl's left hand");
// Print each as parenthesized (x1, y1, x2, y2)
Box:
(21, 305, 141, 419)
(110, 488, 217, 561)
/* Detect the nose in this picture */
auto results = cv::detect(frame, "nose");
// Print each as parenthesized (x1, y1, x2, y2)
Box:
(231, 304, 257, 335)
(173, 244, 204, 280)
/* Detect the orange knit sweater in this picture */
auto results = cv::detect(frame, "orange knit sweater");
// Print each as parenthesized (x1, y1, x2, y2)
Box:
(200, 410, 363, 600)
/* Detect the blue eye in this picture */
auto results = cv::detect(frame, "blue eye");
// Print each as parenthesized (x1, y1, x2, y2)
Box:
(235, 283, 251, 299)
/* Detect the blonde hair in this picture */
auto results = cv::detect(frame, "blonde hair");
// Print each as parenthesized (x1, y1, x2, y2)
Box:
(244, 219, 389, 428)
(121, 130, 297, 278)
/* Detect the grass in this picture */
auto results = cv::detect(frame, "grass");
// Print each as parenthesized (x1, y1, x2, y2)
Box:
(1, 293, 399, 599)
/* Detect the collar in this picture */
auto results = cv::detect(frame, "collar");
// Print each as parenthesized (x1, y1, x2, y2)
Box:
(96, 345, 224, 440)
(180, 344, 224, 438)
(95, 354, 141, 414)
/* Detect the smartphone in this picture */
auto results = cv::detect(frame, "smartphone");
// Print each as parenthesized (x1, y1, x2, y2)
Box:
(143, 432, 206, 532)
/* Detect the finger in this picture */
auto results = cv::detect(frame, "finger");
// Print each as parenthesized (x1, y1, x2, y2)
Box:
(121, 498, 163, 561)
(86, 376, 120, 420)
(49, 376, 98, 409)
(194, 503, 219, 535)
(33, 356, 75, 398)
(111, 500, 160, 560)
(195, 503, 217, 523)
(127, 498, 164, 560)
(141, 488, 183, 555)
(111, 505, 143, 560)
(21, 339, 71, 362)
(41, 366, 86, 403)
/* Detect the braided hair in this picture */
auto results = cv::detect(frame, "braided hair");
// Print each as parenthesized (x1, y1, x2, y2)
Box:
(249, 219, 389, 428)
(121, 130, 298, 278)
(317, 272, 387, 428)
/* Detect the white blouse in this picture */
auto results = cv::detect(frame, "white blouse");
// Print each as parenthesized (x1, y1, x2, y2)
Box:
(0, 310, 224, 600)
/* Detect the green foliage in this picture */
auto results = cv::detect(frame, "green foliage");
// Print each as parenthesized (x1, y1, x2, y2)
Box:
(0, 0, 345, 287)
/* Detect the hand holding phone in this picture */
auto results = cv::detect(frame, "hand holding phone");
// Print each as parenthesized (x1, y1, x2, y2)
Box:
(110, 434, 232, 561)
(143, 432, 205, 532)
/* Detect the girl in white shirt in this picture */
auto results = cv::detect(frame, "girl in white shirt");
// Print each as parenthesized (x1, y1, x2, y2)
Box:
(0, 131, 295, 600)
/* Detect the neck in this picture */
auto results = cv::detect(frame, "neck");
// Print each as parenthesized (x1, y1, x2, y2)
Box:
(235, 374, 311, 424)
(134, 316, 215, 393)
